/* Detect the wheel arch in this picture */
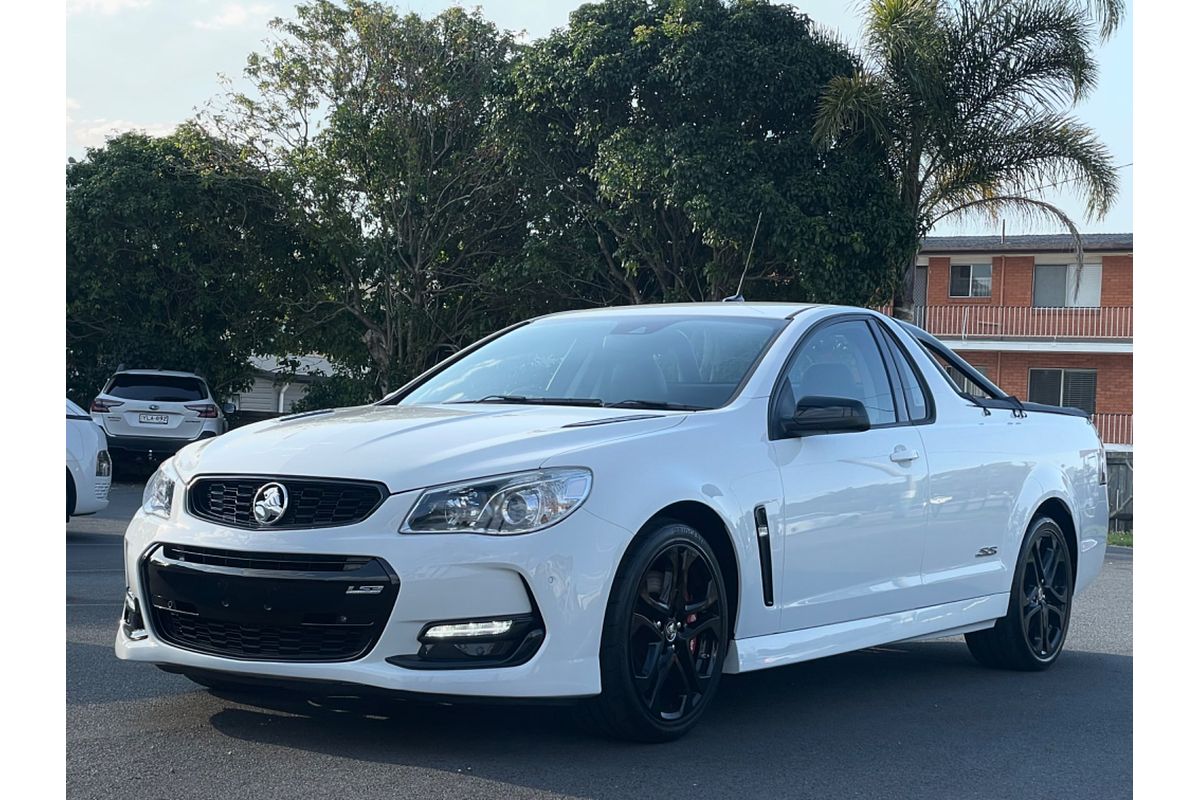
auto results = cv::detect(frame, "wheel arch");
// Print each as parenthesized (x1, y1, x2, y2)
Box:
(633, 500, 742, 640)
(1032, 496, 1078, 585)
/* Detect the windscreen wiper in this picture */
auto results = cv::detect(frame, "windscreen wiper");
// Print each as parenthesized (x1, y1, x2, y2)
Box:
(605, 399, 707, 411)
(448, 395, 605, 407)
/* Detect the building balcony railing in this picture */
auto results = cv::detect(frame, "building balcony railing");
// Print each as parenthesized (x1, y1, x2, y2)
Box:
(1093, 413, 1132, 447)
(902, 304, 1133, 340)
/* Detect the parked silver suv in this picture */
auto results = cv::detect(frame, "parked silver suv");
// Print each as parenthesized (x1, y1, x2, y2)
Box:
(90, 370, 232, 463)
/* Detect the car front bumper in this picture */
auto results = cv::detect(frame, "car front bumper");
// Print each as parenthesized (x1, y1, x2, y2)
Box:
(114, 490, 633, 699)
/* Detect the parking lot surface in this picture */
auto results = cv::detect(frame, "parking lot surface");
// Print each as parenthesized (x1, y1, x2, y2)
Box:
(67, 482, 1131, 800)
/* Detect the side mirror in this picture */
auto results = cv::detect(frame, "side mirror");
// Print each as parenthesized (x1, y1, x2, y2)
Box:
(781, 396, 871, 437)
(221, 401, 237, 415)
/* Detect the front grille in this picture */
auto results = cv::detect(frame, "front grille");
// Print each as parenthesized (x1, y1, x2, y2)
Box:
(187, 476, 386, 529)
(152, 614, 378, 661)
(142, 544, 399, 662)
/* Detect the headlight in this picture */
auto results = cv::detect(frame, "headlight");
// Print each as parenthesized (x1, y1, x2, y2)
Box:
(401, 468, 592, 535)
(142, 463, 177, 519)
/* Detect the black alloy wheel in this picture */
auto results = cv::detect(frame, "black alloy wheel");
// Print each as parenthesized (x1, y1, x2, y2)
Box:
(1020, 524, 1072, 660)
(630, 541, 725, 722)
(581, 521, 728, 741)
(966, 515, 1074, 670)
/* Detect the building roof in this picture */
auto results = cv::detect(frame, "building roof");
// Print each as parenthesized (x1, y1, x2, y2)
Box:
(920, 233, 1132, 254)
(249, 354, 334, 379)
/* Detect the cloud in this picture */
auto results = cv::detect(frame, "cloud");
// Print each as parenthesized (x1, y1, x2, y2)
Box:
(72, 119, 176, 149)
(66, 0, 151, 15)
(193, 3, 274, 30)
(66, 98, 81, 126)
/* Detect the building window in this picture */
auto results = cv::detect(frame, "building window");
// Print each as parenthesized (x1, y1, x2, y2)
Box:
(1028, 368, 1097, 414)
(1033, 264, 1102, 307)
(949, 363, 992, 397)
(950, 264, 992, 298)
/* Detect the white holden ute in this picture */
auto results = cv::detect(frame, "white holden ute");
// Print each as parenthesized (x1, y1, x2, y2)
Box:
(116, 304, 1107, 741)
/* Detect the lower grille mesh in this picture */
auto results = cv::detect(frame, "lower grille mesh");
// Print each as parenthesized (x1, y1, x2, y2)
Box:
(152, 613, 376, 661)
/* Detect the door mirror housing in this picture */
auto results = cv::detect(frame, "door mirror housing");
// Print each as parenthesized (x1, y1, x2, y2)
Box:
(781, 396, 871, 437)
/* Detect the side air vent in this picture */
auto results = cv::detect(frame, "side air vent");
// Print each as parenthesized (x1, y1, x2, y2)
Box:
(754, 505, 774, 607)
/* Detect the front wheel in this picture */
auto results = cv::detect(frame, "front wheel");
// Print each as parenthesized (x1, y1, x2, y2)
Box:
(579, 520, 728, 742)
(966, 515, 1074, 670)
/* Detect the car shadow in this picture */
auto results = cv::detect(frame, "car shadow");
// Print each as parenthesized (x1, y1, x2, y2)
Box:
(197, 640, 1131, 799)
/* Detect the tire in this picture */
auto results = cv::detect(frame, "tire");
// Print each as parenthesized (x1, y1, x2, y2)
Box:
(66, 470, 77, 522)
(966, 515, 1074, 671)
(578, 519, 729, 742)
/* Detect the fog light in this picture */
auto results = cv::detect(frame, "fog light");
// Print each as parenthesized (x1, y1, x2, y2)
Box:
(423, 620, 514, 639)
(96, 450, 112, 478)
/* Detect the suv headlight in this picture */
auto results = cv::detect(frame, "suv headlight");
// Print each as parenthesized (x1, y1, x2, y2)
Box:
(142, 462, 177, 519)
(401, 468, 592, 535)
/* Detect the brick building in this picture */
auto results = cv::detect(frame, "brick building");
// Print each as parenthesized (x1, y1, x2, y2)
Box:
(910, 233, 1133, 528)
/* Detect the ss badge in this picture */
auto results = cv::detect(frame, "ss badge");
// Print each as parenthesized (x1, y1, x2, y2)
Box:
(975, 546, 998, 558)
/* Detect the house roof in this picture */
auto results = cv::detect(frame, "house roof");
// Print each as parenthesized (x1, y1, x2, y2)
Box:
(920, 233, 1132, 254)
(249, 354, 334, 379)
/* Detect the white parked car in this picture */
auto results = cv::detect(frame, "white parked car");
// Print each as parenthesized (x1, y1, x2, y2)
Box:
(67, 399, 111, 519)
(115, 304, 1107, 741)
(90, 370, 232, 463)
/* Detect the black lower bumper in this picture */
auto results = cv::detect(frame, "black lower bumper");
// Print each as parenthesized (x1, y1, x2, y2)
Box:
(106, 433, 209, 459)
(141, 544, 400, 662)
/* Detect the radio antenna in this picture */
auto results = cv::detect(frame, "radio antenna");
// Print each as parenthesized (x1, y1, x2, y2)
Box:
(724, 211, 762, 302)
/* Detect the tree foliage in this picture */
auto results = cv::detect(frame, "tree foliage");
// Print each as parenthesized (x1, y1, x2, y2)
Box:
(66, 125, 302, 405)
(507, 0, 915, 306)
(211, 1, 532, 393)
(814, 0, 1121, 316)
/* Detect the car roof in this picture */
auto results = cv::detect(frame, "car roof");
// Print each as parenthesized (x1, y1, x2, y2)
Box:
(110, 369, 207, 379)
(536, 302, 827, 321)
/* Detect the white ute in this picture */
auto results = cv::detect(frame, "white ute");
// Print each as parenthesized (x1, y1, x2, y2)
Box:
(116, 304, 1107, 741)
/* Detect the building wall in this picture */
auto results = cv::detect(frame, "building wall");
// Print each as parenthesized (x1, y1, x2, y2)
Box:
(233, 376, 314, 415)
(925, 252, 1132, 307)
(953, 350, 1132, 415)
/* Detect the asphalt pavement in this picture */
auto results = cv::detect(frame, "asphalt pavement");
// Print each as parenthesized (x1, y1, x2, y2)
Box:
(67, 482, 1132, 800)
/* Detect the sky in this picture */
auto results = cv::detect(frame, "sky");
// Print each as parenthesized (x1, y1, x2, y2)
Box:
(66, 0, 1133, 236)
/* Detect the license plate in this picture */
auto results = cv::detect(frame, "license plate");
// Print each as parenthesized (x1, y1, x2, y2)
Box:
(138, 413, 170, 425)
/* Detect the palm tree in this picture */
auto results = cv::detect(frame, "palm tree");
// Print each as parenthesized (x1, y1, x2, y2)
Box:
(814, 0, 1123, 319)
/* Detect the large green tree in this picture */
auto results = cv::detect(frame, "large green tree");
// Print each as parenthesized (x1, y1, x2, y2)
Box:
(814, 0, 1121, 319)
(211, 1, 533, 394)
(507, 0, 916, 306)
(66, 125, 302, 405)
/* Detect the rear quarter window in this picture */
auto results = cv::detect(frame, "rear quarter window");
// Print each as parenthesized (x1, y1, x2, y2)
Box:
(105, 375, 208, 402)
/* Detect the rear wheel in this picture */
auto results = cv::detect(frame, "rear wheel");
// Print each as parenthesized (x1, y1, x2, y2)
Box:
(579, 521, 728, 742)
(966, 515, 1074, 670)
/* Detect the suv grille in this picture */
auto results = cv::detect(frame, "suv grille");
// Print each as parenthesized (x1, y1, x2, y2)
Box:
(187, 477, 386, 529)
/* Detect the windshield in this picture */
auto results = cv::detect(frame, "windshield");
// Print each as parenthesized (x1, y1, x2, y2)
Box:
(397, 315, 786, 410)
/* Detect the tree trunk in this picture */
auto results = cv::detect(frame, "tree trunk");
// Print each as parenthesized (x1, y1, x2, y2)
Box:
(891, 249, 918, 321)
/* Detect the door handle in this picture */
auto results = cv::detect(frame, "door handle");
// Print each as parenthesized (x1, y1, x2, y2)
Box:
(890, 448, 921, 464)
